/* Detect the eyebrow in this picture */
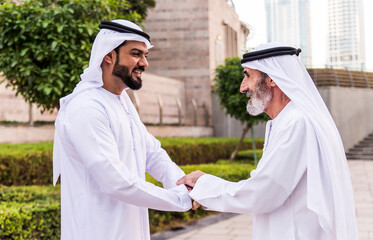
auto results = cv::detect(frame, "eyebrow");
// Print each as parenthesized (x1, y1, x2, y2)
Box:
(131, 48, 148, 55)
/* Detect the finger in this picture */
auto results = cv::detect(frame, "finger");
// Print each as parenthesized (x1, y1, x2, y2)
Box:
(192, 200, 201, 210)
(184, 179, 196, 188)
(176, 176, 186, 185)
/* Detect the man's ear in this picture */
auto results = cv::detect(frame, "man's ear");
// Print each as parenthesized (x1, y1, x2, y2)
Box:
(268, 77, 277, 87)
(103, 50, 116, 65)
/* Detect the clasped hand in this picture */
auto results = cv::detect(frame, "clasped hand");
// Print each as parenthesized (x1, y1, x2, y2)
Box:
(176, 170, 206, 210)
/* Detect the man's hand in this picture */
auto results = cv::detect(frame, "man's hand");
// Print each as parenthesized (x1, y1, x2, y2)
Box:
(177, 171, 206, 210)
(176, 170, 206, 188)
(192, 200, 201, 210)
(186, 186, 201, 210)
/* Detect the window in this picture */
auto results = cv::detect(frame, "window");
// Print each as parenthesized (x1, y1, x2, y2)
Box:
(224, 23, 238, 58)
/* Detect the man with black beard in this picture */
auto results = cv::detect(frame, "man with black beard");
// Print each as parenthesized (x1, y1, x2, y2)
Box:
(53, 20, 192, 240)
(177, 42, 357, 240)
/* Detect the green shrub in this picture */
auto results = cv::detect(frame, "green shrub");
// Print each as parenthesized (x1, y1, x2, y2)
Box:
(0, 161, 255, 237)
(236, 149, 263, 161)
(0, 138, 263, 186)
(0, 198, 60, 240)
(0, 0, 142, 111)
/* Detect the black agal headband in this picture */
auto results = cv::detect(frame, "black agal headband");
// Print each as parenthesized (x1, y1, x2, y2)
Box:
(99, 20, 151, 42)
(241, 47, 301, 64)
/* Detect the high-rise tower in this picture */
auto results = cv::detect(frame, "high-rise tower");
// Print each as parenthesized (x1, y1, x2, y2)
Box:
(327, 0, 365, 70)
(265, 0, 312, 67)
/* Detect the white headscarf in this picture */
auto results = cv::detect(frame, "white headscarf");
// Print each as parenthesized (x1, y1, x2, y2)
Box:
(53, 19, 152, 185)
(59, 19, 153, 110)
(242, 42, 357, 239)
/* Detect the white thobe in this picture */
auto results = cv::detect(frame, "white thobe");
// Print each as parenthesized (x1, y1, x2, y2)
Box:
(53, 88, 191, 240)
(190, 101, 332, 239)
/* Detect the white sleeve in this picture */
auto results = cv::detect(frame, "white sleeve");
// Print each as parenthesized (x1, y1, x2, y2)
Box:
(65, 103, 191, 212)
(145, 132, 186, 189)
(190, 117, 309, 215)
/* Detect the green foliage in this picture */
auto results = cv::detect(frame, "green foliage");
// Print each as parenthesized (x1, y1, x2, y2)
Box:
(126, 0, 155, 19)
(235, 149, 263, 161)
(214, 57, 269, 125)
(0, 185, 60, 239)
(181, 160, 255, 182)
(0, 142, 53, 186)
(0, 142, 53, 157)
(161, 138, 263, 165)
(0, 0, 143, 112)
(0, 138, 263, 186)
(1, 160, 255, 237)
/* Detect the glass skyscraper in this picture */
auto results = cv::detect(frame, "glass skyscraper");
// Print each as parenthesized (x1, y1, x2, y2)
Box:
(327, 0, 365, 70)
(265, 0, 312, 67)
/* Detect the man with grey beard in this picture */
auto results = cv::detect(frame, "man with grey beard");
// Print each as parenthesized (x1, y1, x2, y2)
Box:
(177, 42, 358, 240)
(244, 71, 273, 116)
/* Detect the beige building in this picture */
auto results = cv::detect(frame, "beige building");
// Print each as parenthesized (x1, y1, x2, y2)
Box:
(144, 0, 250, 126)
(0, 0, 249, 142)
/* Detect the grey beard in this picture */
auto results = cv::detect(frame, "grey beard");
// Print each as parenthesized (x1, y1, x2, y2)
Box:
(246, 90, 272, 116)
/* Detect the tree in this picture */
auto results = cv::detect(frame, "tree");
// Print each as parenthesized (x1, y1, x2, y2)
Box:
(0, 0, 148, 112)
(214, 57, 269, 163)
(126, 0, 155, 19)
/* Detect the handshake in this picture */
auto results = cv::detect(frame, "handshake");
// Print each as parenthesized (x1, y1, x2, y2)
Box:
(176, 170, 206, 210)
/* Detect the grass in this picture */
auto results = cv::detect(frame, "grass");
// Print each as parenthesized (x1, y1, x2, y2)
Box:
(0, 141, 53, 157)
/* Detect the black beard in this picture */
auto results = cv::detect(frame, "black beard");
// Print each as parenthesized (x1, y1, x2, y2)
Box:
(112, 55, 144, 90)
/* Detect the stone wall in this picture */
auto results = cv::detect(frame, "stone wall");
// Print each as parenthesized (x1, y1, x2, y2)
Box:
(144, 0, 211, 126)
(144, 0, 245, 126)
(0, 73, 186, 125)
(0, 73, 215, 143)
(208, 0, 243, 76)
(127, 73, 186, 125)
(319, 86, 373, 151)
(0, 79, 57, 122)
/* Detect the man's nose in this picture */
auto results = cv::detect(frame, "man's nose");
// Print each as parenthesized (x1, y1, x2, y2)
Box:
(240, 79, 249, 93)
(139, 56, 149, 68)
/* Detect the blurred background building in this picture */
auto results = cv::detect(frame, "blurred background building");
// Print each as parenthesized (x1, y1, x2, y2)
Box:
(2, 0, 373, 153)
(265, 0, 312, 67)
(143, 0, 249, 127)
(0, 0, 250, 140)
(327, 0, 365, 70)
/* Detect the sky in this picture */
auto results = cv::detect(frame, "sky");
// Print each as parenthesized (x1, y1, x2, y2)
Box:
(232, 0, 373, 70)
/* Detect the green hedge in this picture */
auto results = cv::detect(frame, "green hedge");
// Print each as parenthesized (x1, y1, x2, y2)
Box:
(0, 138, 263, 186)
(0, 186, 61, 240)
(0, 161, 256, 238)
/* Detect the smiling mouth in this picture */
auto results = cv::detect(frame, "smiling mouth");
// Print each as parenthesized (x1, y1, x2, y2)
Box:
(133, 69, 142, 77)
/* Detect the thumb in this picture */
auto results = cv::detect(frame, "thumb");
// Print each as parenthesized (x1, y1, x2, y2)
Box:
(176, 176, 185, 186)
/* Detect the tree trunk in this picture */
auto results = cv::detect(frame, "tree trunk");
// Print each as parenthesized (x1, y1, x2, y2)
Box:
(28, 103, 34, 126)
(251, 126, 258, 165)
(229, 123, 251, 163)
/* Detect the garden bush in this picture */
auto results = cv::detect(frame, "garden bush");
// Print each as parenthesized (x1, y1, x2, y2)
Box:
(0, 186, 60, 240)
(0, 161, 256, 238)
(0, 138, 263, 186)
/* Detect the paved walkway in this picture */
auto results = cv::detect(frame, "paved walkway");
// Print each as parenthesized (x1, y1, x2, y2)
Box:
(152, 160, 373, 240)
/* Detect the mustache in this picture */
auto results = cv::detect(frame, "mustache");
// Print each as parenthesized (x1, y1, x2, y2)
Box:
(246, 90, 253, 98)
(133, 66, 145, 72)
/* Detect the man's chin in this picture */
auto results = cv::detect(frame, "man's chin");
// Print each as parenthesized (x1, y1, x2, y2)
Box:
(246, 104, 263, 116)
(128, 79, 142, 90)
